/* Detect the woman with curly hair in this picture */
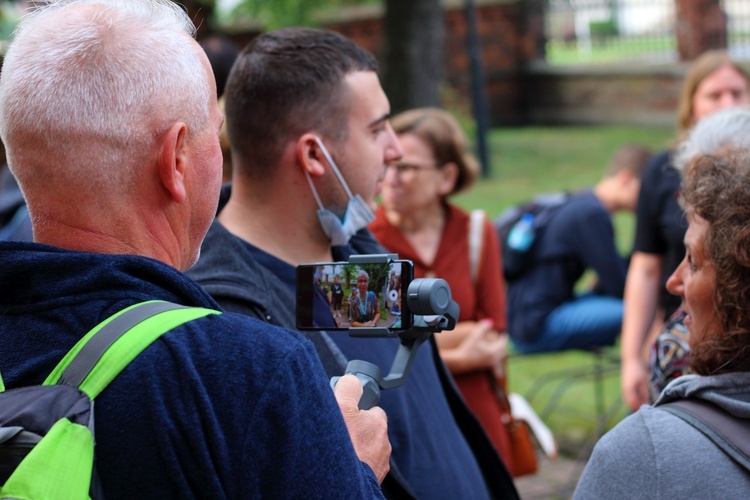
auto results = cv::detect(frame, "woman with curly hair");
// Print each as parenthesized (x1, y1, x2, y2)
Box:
(621, 49, 750, 411)
(576, 152, 750, 497)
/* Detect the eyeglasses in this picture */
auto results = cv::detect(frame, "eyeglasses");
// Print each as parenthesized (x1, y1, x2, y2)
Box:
(386, 162, 438, 178)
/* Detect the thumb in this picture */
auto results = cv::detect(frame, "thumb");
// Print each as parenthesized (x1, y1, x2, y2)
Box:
(334, 374, 364, 412)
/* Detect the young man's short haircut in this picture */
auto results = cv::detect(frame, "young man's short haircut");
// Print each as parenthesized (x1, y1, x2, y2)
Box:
(225, 27, 377, 179)
(605, 143, 652, 178)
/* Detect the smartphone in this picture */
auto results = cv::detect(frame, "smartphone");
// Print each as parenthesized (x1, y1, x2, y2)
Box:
(296, 259, 413, 331)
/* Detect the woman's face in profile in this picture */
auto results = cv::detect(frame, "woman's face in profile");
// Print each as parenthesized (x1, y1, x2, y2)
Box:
(692, 65, 750, 123)
(667, 214, 720, 347)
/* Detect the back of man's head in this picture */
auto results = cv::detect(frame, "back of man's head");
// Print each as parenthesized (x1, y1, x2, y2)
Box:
(603, 143, 652, 179)
(225, 27, 377, 179)
(0, 0, 211, 197)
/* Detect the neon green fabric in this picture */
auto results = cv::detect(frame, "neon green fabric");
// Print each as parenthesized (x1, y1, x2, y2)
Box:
(1, 300, 220, 498)
(1, 418, 93, 500)
(44, 301, 219, 397)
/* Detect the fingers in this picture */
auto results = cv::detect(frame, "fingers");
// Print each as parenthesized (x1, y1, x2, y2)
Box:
(464, 319, 494, 347)
(334, 375, 391, 484)
(621, 360, 649, 411)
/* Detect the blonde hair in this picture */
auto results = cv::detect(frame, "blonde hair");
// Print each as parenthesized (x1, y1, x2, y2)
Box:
(391, 108, 480, 195)
(677, 49, 750, 134)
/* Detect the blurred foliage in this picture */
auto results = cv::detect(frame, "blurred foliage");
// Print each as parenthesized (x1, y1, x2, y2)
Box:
(228, 0, 381, 29)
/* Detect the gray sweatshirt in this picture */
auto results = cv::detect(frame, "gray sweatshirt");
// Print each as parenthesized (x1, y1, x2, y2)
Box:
(575, 372, 750, 499)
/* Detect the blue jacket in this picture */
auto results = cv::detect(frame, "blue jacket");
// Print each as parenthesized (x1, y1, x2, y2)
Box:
(507, 190, 627, 343)
(0, 241, 382, 499)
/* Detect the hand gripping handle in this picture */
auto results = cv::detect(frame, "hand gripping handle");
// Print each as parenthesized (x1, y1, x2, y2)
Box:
(330, 360, 383, 410)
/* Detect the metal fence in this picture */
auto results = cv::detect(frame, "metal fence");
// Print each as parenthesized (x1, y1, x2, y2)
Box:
(545, 0, 750, 65)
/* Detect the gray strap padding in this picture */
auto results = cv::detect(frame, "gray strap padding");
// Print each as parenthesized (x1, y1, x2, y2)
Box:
(0, 426, 23, 444)
(660, 399, 750, 470)
(57, 301, 187, 389)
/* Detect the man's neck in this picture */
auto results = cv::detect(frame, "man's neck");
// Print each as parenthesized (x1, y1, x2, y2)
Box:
(593, 181, 619, 213)
(32, 209, 187, 270)
(218, 185, 334, 266)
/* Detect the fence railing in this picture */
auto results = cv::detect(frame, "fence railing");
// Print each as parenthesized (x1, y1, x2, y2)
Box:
(545, 0, 750, 65)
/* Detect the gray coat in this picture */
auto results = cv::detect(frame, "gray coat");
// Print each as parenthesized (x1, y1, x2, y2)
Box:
(575, 372, 750, 499)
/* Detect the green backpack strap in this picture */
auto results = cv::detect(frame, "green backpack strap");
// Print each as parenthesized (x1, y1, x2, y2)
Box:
(0, 300, 218, 500)
(44, 300, 220, 398)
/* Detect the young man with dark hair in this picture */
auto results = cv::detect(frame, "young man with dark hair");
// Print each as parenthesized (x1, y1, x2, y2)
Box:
(188, 27, 517, 499)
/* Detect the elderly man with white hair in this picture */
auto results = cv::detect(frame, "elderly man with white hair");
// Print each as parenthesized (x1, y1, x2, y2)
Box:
(0, 0, 389, 497)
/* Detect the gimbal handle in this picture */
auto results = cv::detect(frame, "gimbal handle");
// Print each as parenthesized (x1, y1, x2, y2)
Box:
(330, 276, 459, 410)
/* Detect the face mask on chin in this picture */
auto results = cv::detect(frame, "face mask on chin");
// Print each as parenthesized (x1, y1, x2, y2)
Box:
(304, 136, 375, 246)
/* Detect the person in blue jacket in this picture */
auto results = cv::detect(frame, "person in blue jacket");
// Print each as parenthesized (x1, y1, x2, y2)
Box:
(507, 144, 651, 354)
(0, 1, 389, 498)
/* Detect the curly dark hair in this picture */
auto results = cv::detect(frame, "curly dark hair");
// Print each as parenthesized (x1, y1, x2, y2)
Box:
(681, 152, 750, 375)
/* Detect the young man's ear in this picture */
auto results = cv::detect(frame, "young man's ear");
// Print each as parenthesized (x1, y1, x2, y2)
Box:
(438, 162, 459, 196)
(296, 133, 328, 177)
(156, 122, 189, 203)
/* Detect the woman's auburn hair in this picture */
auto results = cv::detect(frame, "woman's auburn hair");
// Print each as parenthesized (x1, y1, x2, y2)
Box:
(681, 152, 750, 375)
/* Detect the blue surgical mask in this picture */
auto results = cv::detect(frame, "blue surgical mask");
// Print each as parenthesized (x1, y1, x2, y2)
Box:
(304, 136, 375, 246)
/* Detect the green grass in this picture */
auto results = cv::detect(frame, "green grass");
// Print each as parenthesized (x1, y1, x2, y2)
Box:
(545, 36, 676, 65)
(452, 124, 674, 451)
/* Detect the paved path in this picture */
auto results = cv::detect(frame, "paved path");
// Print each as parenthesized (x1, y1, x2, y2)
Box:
(513, 451, 588, 499)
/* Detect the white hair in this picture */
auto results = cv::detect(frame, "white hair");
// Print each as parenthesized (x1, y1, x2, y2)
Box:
(0, 0, 211, 191)
(673, 106, 750, 173)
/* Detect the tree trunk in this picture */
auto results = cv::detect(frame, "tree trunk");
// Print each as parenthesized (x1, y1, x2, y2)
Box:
(675, 0, 727, 61)
(382, 0, 444, 114)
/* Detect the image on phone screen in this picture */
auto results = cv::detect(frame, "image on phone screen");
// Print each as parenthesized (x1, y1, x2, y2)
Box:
(296, 260, 413, 331)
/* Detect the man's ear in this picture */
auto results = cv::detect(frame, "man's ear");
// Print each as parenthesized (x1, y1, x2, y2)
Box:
(296, 133, 327, 177)
(438, 162, 459, 196)
(157, 122, 189, 203)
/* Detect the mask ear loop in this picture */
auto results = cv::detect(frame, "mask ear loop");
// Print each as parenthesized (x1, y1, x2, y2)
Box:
(314, 135, 354, 200)
(303, 170, 326, 211)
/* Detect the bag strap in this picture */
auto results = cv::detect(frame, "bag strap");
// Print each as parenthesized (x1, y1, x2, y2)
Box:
(469, 209, 485, 285)
(659, 399, 750, 471)
(44, 300, 220, 399)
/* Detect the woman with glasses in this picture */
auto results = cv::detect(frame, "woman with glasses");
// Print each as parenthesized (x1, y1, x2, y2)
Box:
(369, 108, 517, 474)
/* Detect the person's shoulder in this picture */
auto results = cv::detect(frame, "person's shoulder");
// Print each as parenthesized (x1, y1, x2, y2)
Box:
(336, 228, 387, 259)
(642, 149, 676, 180)
(190, 220, 244, 275)
(172, 310, 313, 360)
(555, 191, 608, 224)
(188, 220, 278, 296)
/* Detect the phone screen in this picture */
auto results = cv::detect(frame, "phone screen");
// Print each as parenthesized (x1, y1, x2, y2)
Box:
(296, 260, 413, 331)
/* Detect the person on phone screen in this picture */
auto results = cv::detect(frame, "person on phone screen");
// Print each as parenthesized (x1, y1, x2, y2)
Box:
(349, 269, 380, 327)
(330, 274, 345, 319)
